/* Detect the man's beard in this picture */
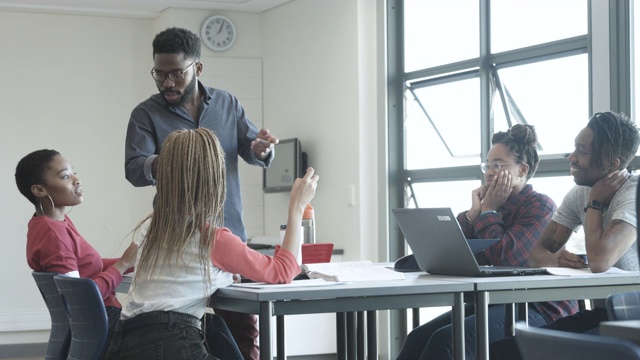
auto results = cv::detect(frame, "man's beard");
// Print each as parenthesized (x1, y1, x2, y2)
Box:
(161, 74, 197, 107)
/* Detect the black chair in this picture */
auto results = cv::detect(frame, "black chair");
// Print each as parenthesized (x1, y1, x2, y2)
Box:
(31, 272, 71, 360)
(515, 322, 640, 360)
(204, 313, 244, 359)
(54, 275, 108, 360)
(606, 290, 640, 321)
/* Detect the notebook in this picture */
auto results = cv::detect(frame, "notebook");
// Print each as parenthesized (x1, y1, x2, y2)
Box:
(392, 208, 548, 277)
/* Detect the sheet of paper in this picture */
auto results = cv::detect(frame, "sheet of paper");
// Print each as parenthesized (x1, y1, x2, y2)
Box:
(230, 279, 350, 289)
(545, 266, 631, 276)
(301, 261, 406, 282)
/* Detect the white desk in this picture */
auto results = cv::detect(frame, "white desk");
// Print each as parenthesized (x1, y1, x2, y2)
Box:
(429, 272, 640, 360)
(209, 273, 473, 360)
(117, 271, 640, 359)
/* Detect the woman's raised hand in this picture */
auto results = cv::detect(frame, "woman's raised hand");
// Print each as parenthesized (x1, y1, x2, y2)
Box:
(289, 167, 319, 213)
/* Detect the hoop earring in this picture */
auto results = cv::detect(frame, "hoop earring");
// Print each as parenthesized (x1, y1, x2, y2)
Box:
(38, 198, 46, 216)
(47, 195, 56, 209)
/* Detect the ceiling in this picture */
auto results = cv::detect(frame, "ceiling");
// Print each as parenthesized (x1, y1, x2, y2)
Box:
(0, 0, 292, 17)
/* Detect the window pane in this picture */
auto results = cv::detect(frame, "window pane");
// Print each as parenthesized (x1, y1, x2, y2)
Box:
(491, 0, 588, 53)
(403, 0, 478, 72)
(493, 54, 588, 156)
(406, 78, 481, 170)
(409, 180, 480, 215)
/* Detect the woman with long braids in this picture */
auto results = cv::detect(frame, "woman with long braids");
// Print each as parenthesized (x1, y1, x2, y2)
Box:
(15, 149, 138, 355)
(105, 128, 319, 359)
(397, 124, 579, 360)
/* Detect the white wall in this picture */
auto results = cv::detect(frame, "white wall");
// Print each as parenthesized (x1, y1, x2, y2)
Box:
(0, 0, 385, 345)
(262, 0, 381, 261)
(0, 11, 155, 343)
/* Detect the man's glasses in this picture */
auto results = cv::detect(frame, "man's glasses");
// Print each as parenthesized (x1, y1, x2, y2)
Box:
(480, 162, 515, 173)
(150, 60, 198, 82)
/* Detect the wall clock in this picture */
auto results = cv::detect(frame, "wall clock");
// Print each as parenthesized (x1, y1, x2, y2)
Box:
(201, 15, 236, 52)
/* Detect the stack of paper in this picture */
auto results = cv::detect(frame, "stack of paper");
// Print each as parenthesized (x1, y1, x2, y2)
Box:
(301, 261, 406, 282)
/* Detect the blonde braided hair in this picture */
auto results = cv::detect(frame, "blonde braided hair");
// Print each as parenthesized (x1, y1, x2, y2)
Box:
(134, 128, 226, 287)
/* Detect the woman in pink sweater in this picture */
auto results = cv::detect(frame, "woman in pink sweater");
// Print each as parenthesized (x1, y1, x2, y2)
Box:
(105, 128, 319, 360)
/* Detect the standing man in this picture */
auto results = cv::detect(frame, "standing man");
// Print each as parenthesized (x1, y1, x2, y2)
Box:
(490, 111, 640, 360)
(124, 27, 278, 360)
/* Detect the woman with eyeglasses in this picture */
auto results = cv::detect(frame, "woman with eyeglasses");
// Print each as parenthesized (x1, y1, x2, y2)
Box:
(397, 124, 580, 360)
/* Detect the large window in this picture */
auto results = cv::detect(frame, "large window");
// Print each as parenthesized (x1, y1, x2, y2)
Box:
(388, 0, 637, 354)
(401, 0, 589, 213)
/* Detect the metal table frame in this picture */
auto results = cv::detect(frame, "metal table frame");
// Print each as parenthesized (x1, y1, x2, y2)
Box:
(467, 273, 640, 360)
(210, 273, 473, 360)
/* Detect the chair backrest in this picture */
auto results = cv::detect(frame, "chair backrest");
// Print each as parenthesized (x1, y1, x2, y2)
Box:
(204, 313, 244, 360)
(606, 291, 640, 321)
(54, 275, 109, 360)
(302, 243, 333, 264)
(31, 272, 71, 360)
(515, 322, 640, 360)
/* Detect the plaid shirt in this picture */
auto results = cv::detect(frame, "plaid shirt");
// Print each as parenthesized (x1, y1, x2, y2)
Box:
(456, 184, 580, 322)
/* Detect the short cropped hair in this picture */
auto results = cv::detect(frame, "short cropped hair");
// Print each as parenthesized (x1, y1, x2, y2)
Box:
(15, 149, 60, 206)
(152, 27, 201, 60)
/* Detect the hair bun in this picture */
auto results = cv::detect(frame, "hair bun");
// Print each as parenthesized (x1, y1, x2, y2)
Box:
(509, 124, 538, 146)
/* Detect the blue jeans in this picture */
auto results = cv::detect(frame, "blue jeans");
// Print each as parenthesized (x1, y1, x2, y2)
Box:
(105, 311, 216, 360)
(489, 308, 607, 360)
(397, 303, 547, 360)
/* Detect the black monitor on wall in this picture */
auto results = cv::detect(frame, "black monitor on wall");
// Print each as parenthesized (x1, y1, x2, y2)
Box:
(263, 138, 306, 193)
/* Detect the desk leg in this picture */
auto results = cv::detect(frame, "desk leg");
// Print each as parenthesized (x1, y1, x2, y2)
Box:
(276, 315, 285, 360)
(337, 312, 347, 360)
(504, 303, 515, 337)
(347, 312, 357, 359)
(367, 311, 377, 360)
(475, 291, 489, 360)
(357, 311, 365, 360)
(412, 308, 420, 329)
(517, 303, 528, 324)
(259, 302, 272, 360)
(452, 292, 465, 360)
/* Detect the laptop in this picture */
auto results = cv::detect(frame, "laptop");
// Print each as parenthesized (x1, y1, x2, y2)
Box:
(392, 208, 548, 277)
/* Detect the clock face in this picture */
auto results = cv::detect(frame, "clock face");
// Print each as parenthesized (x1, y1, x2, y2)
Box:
(201, 15, 236, 52)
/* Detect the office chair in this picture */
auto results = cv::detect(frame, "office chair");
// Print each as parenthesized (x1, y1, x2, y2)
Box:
(31, 272, 71, 360)
(54, 275, 108, 360)
(204, 313, 244, 360)
(606, 290, 640, 321)
(515, 322, 640, 360)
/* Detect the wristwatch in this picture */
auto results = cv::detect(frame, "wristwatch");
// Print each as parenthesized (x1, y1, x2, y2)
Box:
(584, 200, 605, 213)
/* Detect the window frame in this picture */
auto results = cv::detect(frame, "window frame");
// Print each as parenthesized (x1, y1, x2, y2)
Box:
(386, 0, 638, 355)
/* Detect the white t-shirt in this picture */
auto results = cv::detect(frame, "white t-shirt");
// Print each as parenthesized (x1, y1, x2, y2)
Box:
(552, 176, 638, 272)
(121, 220, 233, 320)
